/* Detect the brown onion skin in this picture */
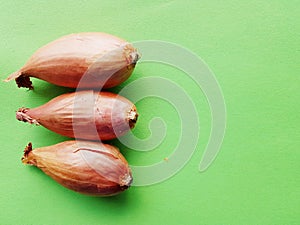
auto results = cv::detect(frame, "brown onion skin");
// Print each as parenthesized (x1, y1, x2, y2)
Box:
(4, 32, 140, 89)
(22, 141, 132, 196)
(16, 90, 138, 141)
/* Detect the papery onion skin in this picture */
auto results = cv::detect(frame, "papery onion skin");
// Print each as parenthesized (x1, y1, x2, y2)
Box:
(16, 90, 138, 140)
(4, 32, 140, 89)
(22, 141, 132, 196)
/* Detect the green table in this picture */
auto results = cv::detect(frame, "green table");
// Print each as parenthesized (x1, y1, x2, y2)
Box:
(1, 1, 299, 224)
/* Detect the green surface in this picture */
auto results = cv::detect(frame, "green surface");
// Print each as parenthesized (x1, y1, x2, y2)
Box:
(1, 1, 299, 224)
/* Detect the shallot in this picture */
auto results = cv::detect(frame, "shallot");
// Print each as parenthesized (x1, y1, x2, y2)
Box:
(22, 141, 132, 196)
(5, 32, 139, 89)
(16, 90, 138, 140)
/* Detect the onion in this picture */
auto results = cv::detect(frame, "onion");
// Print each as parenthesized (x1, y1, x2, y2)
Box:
(16, 90, 138, 140)
(22, 141, 132, 196)
(5, 32, 140, 89)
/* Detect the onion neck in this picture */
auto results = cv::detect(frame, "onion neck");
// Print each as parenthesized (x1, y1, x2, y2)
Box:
(16, 108, 40, 125)
(16, 75, 33, 90)
(21, 143, 37, 166)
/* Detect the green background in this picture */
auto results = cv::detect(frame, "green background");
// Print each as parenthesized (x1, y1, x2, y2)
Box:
(1, 1, 299, 224)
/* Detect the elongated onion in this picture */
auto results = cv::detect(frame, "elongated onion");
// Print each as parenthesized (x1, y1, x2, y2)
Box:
(22, 141, 132, 196)
(5, 32, 139, 89)
(16, 90, 138, 140)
